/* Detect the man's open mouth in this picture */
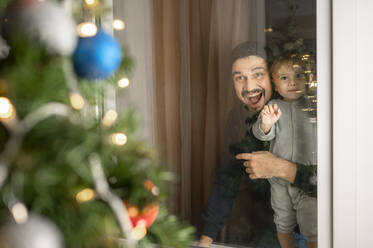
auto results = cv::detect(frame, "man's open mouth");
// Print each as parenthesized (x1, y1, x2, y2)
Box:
(242, 89, 264, 105)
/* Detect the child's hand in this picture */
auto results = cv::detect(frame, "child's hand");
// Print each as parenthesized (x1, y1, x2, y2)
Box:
(260, 104, 282, 134)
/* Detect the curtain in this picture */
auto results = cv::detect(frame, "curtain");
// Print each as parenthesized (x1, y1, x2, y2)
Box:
(113, 0, 265, 237)
(152, 0, 265, 233)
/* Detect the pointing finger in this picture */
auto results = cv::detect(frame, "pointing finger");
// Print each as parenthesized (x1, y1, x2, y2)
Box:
(236, 153, 252, 160)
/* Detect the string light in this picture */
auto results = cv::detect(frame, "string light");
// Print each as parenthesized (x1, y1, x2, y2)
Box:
(70, 93, 85, 110)
(144, 180, 160, 196)
(117, 78, 130, 88)
(111, 133, 127, 146)
(11, 202, 28, 224)
(84, 0, 99, 8)
(151, 187, 160, 196)
(309, 117, 317, 123)
(84, 0, 97, 6)
(77, 22, 97, 37)
(76, 188, 95, 203)
(302, 108, 316, 112)
(102, 110, 118, 127)
(0, 97, 15, 120)
(112, 19, 126, 30)
(309, 81, 318, 88)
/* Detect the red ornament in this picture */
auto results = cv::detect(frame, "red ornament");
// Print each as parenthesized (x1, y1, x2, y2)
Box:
(125, 203, 159, 228)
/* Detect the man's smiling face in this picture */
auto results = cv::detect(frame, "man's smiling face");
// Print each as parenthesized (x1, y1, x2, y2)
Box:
(232, 56, 272, 113)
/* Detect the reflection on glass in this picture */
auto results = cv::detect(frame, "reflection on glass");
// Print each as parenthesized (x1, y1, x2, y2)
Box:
(113, 0, 318, 247)
(200, 1, 317, 247)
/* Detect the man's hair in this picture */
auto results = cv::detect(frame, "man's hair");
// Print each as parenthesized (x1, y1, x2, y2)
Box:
(231, 41, 267, 67)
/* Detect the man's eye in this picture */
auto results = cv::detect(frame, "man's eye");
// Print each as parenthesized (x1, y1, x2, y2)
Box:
(255, 72, 263, 79)
(280, 76, 288, 81)
(235, 75, 244, 81)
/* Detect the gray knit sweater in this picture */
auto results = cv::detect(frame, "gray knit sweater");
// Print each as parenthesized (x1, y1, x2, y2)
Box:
(252, 97, 317, 166)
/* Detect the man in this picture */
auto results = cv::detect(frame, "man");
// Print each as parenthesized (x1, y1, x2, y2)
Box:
(198, 42, 316, 247)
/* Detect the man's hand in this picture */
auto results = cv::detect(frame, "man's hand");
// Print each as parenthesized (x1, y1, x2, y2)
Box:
(236, 151, 296, 183)
(260, 104, 282, 134)
(198, 235, 213, 247)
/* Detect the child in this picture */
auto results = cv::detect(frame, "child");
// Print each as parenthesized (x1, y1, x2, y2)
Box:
(252, 55, 317, 248)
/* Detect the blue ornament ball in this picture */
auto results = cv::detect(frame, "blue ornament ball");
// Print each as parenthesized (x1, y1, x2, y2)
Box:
(73, 30, 122, 80)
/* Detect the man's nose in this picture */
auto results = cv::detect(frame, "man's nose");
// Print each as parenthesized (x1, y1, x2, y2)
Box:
(243, 77, 257, 91)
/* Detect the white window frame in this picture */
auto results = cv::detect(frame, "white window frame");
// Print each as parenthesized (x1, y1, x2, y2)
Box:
(317, 0, 332, 247)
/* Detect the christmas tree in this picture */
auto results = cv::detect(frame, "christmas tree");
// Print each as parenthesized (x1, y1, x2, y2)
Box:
(0, 0, 194, 247)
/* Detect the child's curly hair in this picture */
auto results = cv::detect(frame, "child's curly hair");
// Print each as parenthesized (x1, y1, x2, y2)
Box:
(269, 54, 313, 99)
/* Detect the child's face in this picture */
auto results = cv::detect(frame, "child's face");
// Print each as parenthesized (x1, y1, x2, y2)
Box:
(272, 62, 306, 102)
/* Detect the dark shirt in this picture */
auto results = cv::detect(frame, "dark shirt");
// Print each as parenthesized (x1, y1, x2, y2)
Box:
(201, 104, 317, 240)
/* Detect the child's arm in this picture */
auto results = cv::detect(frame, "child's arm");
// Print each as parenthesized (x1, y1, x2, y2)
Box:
(252, 103, 281, 141)
(260, 104, 282, 134)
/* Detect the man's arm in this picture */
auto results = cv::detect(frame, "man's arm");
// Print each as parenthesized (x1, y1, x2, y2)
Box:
(199, 106, 249, 246)
(200, 158, 244, 242)
(236, 151, 317, 197)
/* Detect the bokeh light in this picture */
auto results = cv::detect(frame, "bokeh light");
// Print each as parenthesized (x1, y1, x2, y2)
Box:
(77, 22, 98, 37)
(117, 78, 130, 88)
(111, 133, 127, 146)
(76, 188, 95, 203)
(70, 93, 85, 110)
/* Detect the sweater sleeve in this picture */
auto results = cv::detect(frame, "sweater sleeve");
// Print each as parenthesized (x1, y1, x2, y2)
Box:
(252, 115, 276, 141)
(201, 107, 247, 240)
(201, 158, 244, 239)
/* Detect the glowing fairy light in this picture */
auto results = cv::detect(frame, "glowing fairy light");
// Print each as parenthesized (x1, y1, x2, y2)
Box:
(11, 203, 28, 224)
(76, 188, 95, 203)
(84, 0, 97, 6)
(0, 97, 15, 120)
(112, 19, 126, 30)
(309, 81, 318, 88)
(144, 180, 160, 196)
(117, 78, 130, 88)
(151, 186, 160, 196)
(70, 93, 85, 110)
(302, 108, 316, 112)
(102, 110, 118, 127)
(111, 133, 127, 146)
(77, 22, 97, 37)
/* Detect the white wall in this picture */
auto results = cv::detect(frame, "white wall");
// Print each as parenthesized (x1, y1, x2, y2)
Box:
(333, 0, 373, 247)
